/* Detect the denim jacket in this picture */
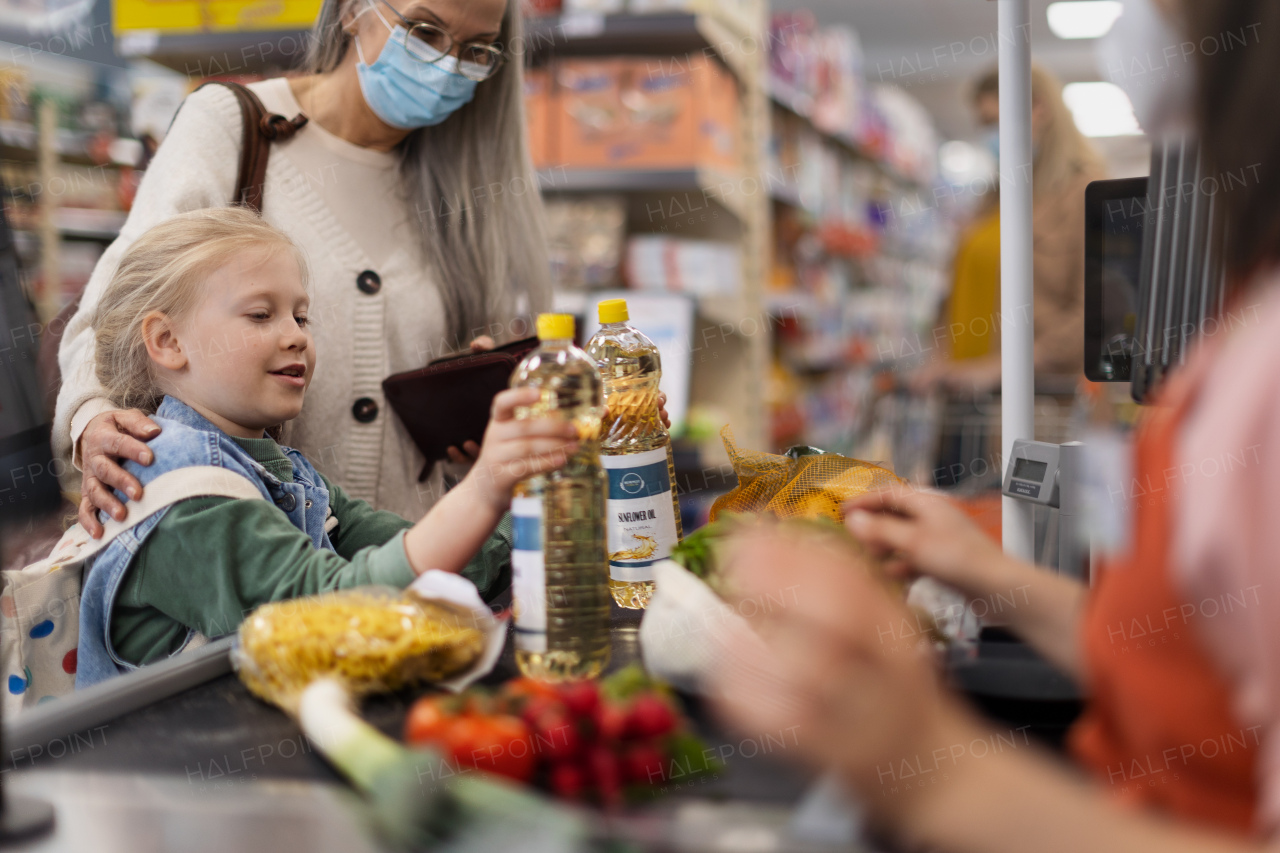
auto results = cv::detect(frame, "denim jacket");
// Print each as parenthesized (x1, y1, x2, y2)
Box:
(77, 396, 337, 688)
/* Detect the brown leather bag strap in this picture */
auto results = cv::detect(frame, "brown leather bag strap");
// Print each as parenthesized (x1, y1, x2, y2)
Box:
(193, 81, 308, 213)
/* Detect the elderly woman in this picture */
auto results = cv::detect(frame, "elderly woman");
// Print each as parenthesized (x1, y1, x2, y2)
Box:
(58, 0, 549, 533)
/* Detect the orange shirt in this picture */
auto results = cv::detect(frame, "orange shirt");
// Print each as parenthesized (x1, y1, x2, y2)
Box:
(1070, 355, 1260, 835)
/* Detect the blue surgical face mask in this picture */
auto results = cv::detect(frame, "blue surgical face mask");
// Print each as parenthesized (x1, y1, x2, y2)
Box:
(353, 5, 478, 129)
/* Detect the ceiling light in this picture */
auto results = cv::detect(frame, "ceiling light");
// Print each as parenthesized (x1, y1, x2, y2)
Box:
(1063, 82, 1142, 137)
(1046, 1, 1123, 39)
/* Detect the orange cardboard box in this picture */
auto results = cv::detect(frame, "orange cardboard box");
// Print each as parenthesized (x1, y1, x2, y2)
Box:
(553, 54, 740, 172)
(523, 66, 552, 169)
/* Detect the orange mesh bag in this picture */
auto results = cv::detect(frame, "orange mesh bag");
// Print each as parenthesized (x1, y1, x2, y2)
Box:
(709, 427, 904, 523)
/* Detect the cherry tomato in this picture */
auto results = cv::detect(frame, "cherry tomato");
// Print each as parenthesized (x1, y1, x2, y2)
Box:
(482, 714, 535, 782)
(404, 697, 451, 746)
(447, 714, 535, 782)
(518, 694, 562, 727)
(441, 715, 486, 769)
(505, 677, 561, 703)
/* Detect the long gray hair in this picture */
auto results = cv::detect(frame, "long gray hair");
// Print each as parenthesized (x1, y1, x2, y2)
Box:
(305, 0, 550, 351)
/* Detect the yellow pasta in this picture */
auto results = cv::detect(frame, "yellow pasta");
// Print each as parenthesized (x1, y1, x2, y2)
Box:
(234, 588, 485, 710)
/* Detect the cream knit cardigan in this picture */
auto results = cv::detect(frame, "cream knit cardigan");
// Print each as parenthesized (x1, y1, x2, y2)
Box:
(55, 78, 478, 521)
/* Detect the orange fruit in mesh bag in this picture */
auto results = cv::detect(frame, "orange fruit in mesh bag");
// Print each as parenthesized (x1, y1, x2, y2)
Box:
(709, 427, 903, 523)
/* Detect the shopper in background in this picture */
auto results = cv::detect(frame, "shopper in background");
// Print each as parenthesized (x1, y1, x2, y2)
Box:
(920, 64, 1107, 393)
(711, 0, 1280, 849)
(57, 0, 549, 535)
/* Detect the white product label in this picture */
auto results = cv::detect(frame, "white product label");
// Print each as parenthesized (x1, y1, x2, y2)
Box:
(601, 447, 679, 583)
(510, 496, 546, 653)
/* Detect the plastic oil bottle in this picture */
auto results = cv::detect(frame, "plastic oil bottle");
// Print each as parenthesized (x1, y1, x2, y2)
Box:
(585, 299, 683, 609)
(510, 313, 611, 680)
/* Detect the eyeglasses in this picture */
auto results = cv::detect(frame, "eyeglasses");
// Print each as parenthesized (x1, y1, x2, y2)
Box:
(372, 0, 506, 82)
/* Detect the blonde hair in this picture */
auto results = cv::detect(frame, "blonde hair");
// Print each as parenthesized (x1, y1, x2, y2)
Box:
(93, 207, 309, 412)
(973, 63, 1108, 195)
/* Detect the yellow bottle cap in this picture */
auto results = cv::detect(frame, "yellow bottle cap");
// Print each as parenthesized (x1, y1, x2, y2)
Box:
(536, 313, 575, 341)
(597, 298, 629, 325)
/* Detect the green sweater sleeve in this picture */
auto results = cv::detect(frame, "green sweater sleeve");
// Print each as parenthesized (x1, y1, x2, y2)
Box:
(319, 474, 413, 558)
(320, 474, 512, 599)
(113, 484, 514, 666)
(111, 497, 416, 665)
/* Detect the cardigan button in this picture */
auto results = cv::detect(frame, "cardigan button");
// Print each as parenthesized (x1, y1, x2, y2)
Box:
(356, 270, 382, 295)
(352, 397, 379, 423)
(277, 493, 297, 512)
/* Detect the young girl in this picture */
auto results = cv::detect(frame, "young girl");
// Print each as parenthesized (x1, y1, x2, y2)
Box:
(76, 207, 579, 687)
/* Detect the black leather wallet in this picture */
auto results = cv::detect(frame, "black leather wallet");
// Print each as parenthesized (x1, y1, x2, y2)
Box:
(382, 337, 539, 480)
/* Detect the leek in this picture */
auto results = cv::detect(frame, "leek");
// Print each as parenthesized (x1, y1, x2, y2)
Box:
(299, 679, 589, 851)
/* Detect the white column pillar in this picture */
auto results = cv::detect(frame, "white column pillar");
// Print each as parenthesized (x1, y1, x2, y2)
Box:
(998, 0, 1035, 561)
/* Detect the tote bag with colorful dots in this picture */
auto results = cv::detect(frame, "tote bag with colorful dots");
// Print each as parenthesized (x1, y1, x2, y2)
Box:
(1, 466, 263, 714)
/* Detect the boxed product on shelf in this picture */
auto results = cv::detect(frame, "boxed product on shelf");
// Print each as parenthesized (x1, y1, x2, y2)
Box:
(872, 86, 939, 185)
(552, 55, 740, 172)
(625, 234, 740, 296)
(545, 195, 628, 289)
(523, 67, 553, 168)
(810, 27, 865, 138)
(768, 11, 816, 108)
(521, 0, 562, 15)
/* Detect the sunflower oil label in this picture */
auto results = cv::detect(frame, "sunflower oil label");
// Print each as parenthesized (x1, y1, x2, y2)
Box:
(511, 496, 546, 653)
(601, 447, 678, 582)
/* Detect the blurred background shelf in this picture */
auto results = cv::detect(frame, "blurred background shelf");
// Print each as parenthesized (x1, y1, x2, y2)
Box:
(537, 166, 750, 223)
(114, 27, 309, 75)
(53, 207, 125, 240)
(525, 12, 757, 79)
(768, 78, 921, 189)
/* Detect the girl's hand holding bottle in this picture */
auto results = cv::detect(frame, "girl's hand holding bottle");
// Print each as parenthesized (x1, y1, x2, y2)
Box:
(461, 387, 580, 514)
(402, 387, 579, 578)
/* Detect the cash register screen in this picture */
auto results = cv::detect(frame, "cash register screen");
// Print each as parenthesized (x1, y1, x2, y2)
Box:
(1084, 177, 1148, 382)
(1012, 458, 1048, 482)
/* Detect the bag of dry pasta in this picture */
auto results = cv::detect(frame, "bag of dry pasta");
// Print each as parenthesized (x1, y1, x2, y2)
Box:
(709, 427, 903, 523)
(233, 572, 507, 713)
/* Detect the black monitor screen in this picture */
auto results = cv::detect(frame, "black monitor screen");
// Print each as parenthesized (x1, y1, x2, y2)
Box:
(1012, 458, 1048, 482)
(1085, 177, 1148, 382)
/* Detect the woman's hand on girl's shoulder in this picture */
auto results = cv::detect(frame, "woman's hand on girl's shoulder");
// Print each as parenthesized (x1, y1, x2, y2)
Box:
(463, 388, 579, 513)
(78, 409, 161, 537)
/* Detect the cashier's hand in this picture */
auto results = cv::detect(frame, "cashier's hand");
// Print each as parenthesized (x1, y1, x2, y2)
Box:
(708, 524, 977, 811)
(78, 409, 162, 538)
(844, 486, 1010, 601)
(463, 387, 580, 513)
